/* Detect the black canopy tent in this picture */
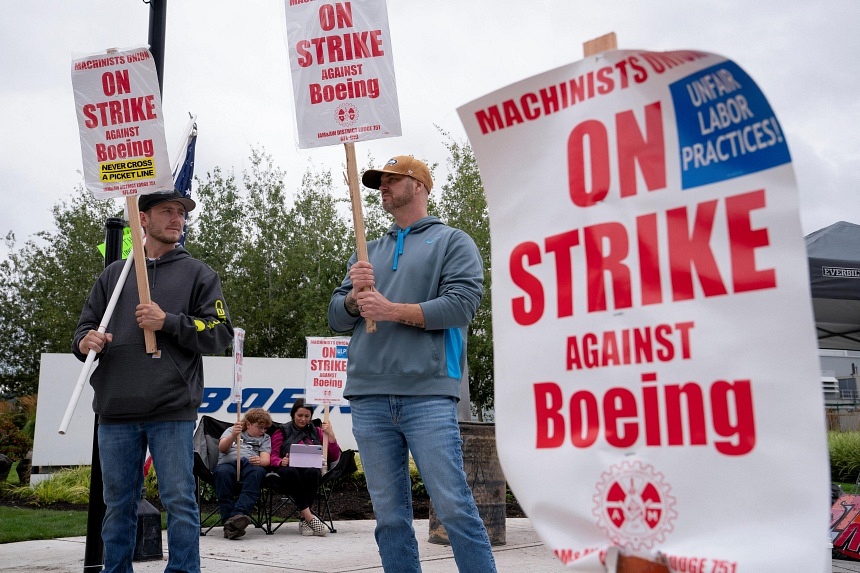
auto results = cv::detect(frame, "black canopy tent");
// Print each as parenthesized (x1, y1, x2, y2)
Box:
(806, 221, 860, 351)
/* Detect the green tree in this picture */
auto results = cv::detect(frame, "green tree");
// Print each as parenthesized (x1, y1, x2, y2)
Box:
(436, 133, 495, 419)
(280, 169, 353, 351)
(0, 190, 116, 397)
(188, 149, 353, 358)
(184, 163, 247, 358)
(185, 164, 247, 281)
(233, 149, 296, 357)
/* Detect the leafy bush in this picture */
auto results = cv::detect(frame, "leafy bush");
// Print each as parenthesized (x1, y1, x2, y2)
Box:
(339, 454, 420, 493)
(7, 466, 91, 505)
(829, 431, 860, 483)
(144, 463, 159, 500)
(0, 414, 32, 462)
(344, 455, 367, 489)
(409, 458, 426, 496)
(341, 455, 435, 496)
(17, 395, 37, 440)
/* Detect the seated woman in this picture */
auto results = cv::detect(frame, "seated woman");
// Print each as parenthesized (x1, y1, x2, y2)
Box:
(213, 407, 272, 540)
(269, 398, 340, 536)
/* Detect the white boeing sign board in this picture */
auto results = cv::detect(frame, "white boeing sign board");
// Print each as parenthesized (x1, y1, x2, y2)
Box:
(283, 0, 401, 148)
(458, 50, 828, 570)
(34, 354, 356, 480)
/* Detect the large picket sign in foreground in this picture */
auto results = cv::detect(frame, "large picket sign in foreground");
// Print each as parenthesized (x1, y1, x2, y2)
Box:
(459, 50, 829, 570)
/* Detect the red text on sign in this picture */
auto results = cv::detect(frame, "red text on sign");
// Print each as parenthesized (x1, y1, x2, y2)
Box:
(96, 139, 154, 162)
(296, 2, 383, 67)
(318, 2, 352, 31)
(568, 101, 666, 206)
(309, 359, 346, 372)
(474, 56, 650, 134)
(83, 95, 157, 129)
(510, 188, 775, 325)
(296, 31, 384, 67)
(309, 77, 379, 103)
(101, 70, 131, 96)
(472, 51, 709, 135)
(533, 372, 756, 455)
(567, 322, 694, 371)
(506, 101, 775, 325)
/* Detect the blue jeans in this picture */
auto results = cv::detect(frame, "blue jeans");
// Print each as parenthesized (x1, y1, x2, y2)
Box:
(212, 460, 266, 521)
(98, 421, 199, 573)
(351, 395, 497, 573)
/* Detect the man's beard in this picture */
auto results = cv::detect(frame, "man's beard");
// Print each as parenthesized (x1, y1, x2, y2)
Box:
(382, 181, 415, 213)
(147, 227, 181, 245)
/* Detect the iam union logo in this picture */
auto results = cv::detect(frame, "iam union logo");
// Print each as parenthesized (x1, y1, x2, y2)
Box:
(334, 103, 359, 127)
(592, 461, 677, 551)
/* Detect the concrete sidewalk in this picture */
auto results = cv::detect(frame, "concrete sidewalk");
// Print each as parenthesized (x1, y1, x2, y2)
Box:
(0, 518, 565, 573)
(1, 518, 857, 572)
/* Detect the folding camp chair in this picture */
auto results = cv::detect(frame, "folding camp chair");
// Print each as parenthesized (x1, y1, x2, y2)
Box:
(261, 418, 358, 534)
(313, 449, 358, 533)
(262, 448, 357, 534)
(192, 415, 267, 536)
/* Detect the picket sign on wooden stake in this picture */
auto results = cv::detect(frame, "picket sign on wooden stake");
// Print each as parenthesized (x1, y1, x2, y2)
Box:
(583, 28, 671, 573)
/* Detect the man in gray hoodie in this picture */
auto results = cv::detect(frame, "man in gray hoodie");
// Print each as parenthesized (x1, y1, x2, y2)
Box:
(73, 189, 233, 573)
(329, 156, 497, 573)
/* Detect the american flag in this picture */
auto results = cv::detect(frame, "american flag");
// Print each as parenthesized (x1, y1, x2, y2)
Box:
(171, 115, 197, 246)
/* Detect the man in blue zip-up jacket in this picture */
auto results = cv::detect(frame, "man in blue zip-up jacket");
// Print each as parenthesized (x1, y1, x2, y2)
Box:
(329, 156, 497, 573)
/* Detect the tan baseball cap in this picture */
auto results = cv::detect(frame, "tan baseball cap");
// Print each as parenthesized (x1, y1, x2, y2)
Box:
(361, 156, 433, 191)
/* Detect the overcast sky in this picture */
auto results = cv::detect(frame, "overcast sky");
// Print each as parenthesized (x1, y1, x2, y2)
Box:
(2, 0, 858, 253)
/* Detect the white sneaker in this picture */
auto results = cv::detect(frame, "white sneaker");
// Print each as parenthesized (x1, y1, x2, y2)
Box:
(300, 517, 328, 537)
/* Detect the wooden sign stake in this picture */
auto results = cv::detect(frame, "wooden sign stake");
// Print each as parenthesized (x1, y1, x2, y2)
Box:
(344, 142, 377, 333)
(321, 403, 330, 475)
(583, 32, 618, 57)
(127, 196, 158, 353)
(236, 407, 242, 480)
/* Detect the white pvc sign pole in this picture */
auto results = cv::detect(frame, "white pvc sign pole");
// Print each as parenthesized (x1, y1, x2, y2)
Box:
(233, 328, 245, 479)
(458, 49, 829, 571)
(58, 252, 135, 434)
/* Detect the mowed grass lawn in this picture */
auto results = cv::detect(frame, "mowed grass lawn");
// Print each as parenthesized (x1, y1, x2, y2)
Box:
(0, 504, 169, 544)
(1, 462, 167, 544)
(2, 461, 89, 543)
(0, 505, 89, 543)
